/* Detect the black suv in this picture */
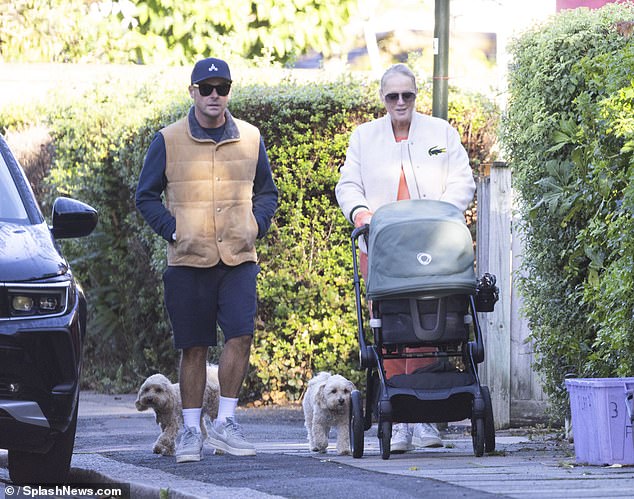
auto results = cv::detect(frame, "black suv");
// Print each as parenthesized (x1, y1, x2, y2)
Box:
(0, 135, 97, 484)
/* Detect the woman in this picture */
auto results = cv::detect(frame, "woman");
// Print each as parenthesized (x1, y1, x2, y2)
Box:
(336, 63, 475, 453)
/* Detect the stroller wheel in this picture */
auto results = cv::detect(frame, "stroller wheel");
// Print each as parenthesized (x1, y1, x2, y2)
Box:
(350, 390, 364, 458)
(482, 386, 496, 453)
(378, 420, 392, 460)
(472, 417, 485, 457)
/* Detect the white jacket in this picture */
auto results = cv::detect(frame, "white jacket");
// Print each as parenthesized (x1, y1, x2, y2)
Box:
(336, 112, 475, 223)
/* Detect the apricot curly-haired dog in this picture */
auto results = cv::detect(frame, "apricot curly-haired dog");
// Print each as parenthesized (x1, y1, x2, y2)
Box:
(135, 364, 219, 456)
(302, 371, 355, 455)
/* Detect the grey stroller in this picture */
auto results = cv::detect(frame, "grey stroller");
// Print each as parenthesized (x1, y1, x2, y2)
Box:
(348, 199, 498, 459)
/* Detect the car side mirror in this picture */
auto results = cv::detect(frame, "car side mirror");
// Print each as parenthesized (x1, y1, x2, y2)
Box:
(51, 197, 98, 239)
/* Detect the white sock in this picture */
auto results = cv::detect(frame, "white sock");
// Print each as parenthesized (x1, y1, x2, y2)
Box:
(216, 396, 239, 424)
(182, 408, 202, 431)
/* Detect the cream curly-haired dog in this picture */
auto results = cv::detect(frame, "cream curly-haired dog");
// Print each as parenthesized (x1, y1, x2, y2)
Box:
(302, 371, 355, 455)
(135, 364, 220, 456)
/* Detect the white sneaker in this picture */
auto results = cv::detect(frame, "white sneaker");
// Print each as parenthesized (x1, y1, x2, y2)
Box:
(390, 423, 414, 453)
(175, 426, 203, 463)
(207, 417, 256, 456)
(412, 423, 443, 448)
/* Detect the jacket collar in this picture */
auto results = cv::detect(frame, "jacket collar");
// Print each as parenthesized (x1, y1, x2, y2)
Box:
(380, 111, 424, 141)
(187, 106, 240, 143)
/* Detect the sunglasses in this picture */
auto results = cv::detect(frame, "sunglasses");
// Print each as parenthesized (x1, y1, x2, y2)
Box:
(384, 92, 417, 103)
(193, 82, 231, 97)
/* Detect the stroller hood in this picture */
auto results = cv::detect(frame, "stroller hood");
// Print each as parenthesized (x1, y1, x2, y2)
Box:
(366, 199, 476, 299)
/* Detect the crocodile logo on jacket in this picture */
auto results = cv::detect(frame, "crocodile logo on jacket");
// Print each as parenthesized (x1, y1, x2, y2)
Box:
(428, 146, 447, 156)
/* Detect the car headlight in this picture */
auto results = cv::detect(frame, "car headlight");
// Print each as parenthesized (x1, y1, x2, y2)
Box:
(6, 282, 69, 318)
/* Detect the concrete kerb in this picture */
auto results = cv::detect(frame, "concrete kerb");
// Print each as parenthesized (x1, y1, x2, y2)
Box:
(69, 454, 281, 499)
(0, 448, 282, 499)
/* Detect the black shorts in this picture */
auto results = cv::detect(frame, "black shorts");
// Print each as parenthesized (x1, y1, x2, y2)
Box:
(162, 262, 260, 349)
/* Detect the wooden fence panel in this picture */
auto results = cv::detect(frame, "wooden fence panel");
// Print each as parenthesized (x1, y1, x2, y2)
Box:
(509, 213, 548, 425)
(477, 164, 512, 428)
(476, 163, 548, 428)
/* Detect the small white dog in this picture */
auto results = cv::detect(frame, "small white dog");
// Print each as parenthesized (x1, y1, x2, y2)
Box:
(135, 364, 220, 456)
(302, 371, 356, 455)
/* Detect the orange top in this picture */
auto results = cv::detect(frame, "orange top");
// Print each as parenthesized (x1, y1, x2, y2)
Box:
(395, 135, 410, 200)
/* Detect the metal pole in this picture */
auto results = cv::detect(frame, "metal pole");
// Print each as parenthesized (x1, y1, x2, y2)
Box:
(432, 0, 449, 120)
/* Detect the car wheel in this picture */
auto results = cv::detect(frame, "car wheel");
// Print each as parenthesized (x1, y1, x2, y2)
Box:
(8, 399, 78, 484)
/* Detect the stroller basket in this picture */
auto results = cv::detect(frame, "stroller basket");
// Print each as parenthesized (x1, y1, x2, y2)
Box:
(379, 294, 470, 345)
(366, 199, 476, 300)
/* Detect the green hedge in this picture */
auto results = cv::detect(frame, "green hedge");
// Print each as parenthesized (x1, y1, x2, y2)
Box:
(501, 4, 634, 421)
(1, 71, 498, 402)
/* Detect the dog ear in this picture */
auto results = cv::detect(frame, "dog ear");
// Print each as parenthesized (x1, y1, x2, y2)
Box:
(161, 384, 179, 411)
(316, 384, 327, 407)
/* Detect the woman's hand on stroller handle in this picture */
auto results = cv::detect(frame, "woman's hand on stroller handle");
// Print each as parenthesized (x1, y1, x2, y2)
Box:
(353, 209, 373, 228)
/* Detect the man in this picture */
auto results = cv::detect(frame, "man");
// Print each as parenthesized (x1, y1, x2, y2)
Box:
(136, 57, 278, 463)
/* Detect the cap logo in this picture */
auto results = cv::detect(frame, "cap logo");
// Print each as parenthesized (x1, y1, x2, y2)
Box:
(209, 64, 219, 72)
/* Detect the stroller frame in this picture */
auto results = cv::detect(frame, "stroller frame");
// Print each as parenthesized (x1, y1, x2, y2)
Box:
(348, 203, 496, 460)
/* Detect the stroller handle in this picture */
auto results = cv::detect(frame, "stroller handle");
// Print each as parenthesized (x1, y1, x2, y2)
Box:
(350, 224, 374, 368)
(351, 224, 369, 240)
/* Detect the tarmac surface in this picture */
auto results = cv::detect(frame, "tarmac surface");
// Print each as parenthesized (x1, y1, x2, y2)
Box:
(1, 392, 634, 498)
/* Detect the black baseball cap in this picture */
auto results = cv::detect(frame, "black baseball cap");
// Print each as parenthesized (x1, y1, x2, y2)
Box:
(191, 58, 232, 84)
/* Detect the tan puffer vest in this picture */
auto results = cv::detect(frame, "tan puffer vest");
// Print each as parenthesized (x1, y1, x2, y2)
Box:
(161, 116, 261, 267)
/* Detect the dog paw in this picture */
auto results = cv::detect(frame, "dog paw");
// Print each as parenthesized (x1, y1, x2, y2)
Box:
(337, 449, 351, 456)
(311, 446, 328, 453)
(154, 445, 173, 456)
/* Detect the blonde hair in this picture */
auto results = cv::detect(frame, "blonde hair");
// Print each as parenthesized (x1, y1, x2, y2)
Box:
(380, 64, 417, 92)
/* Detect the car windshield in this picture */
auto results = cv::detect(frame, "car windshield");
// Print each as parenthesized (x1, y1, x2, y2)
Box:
(0, 153, 29, 224)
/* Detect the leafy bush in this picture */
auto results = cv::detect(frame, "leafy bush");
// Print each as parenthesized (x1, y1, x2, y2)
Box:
(0, 0, 356, 65)
(501, 4, 634, 421)
(2, 70, 498, 401)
